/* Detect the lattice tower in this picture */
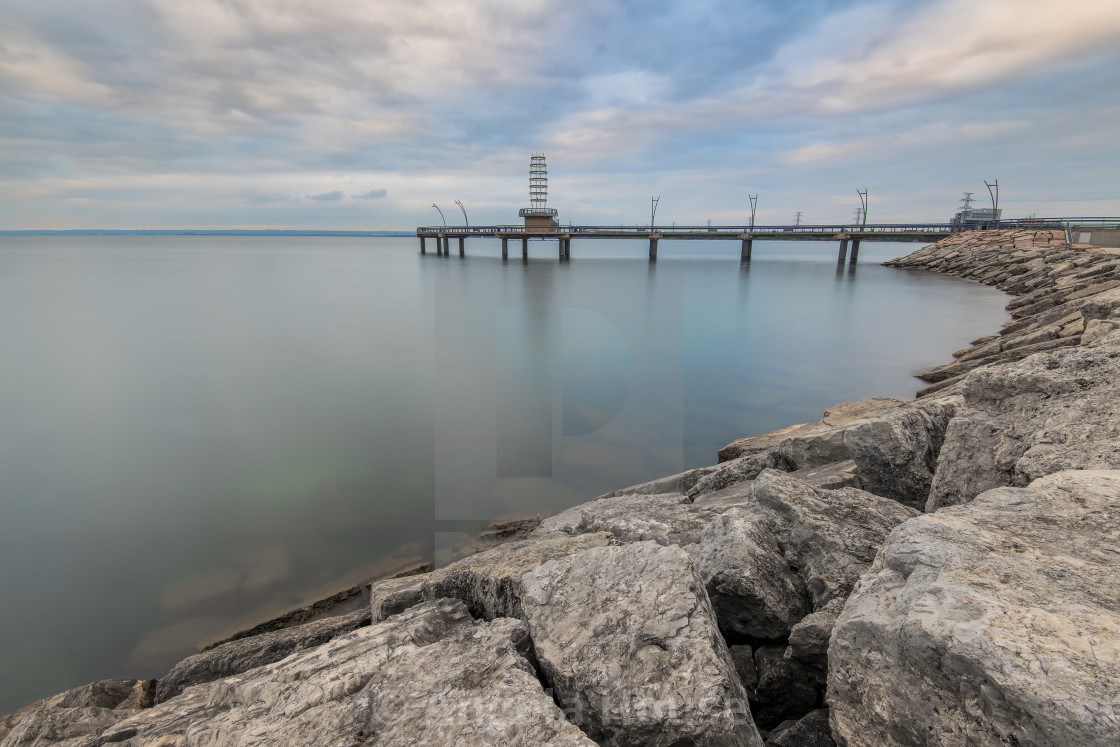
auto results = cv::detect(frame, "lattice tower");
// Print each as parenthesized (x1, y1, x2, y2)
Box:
(530, 154, 548, 210)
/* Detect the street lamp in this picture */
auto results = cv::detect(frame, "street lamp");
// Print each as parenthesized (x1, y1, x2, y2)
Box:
(748, 194, 758, 230)
(984, 179, 999, 224)
(431, 203, 446, 227)
(651, 196, 660, 229)
(454, 199, 469, 228)
(856, 189, 868, 228)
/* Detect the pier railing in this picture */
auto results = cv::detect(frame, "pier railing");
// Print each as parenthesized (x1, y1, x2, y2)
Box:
(415, 217, 1119, 262)
(416, 218, 1118, 237)
(416, 222, 963, 237)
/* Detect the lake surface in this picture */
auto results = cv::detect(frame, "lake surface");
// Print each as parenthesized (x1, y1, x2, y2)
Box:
(0, 235, 1009, 713)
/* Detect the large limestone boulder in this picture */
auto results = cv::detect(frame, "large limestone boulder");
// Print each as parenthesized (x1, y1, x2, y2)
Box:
(521, 541, 764, 747)
(154, 607, 370, 702)
(828, 470, 1120, 747)
(535, 492, 718, 547)
(842, 396, 960, 510)
(0, 679, 154, 744)
(693, 471, 918, 638)
(927, 336, 1120, 511)
(692, 507, 810, 639)
(766, 709, 835, 747)
(420, 532, 615, 620)
(595, 464, 720, 498)
(717, 398, 902, 463)
(34, 599, 593, 747)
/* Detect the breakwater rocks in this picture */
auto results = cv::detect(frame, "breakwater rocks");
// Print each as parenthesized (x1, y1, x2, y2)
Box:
(3, 229, 1120, 746)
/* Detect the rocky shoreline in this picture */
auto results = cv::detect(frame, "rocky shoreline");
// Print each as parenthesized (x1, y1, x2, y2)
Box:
(3, 229, 1119, 746)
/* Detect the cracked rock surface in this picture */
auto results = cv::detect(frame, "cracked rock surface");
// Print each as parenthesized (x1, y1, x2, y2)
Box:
(522, 541, 764, 747)
(4, 599, 593, 747)
(828, 470, 1120, 747)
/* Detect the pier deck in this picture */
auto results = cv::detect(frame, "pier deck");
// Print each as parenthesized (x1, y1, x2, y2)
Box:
(415, 219, 1103, 262)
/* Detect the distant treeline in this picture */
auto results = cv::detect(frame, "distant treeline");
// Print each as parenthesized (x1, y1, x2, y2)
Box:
(0, 229, 414, 237)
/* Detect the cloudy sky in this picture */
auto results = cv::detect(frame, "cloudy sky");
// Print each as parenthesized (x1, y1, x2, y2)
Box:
(1, 0, 1118, 229)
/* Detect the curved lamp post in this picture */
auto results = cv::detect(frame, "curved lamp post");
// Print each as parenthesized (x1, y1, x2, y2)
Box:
(432, 203, 446, 227)
(984, 179, 999, 224)
(454, 199, 469, 228)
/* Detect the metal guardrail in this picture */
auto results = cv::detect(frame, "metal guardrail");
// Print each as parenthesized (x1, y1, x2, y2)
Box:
(416, 218, 1120, 237)
(419, 223, 961, 236)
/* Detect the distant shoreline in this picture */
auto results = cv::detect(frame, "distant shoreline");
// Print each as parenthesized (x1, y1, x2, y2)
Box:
(0, 229, 414, 237)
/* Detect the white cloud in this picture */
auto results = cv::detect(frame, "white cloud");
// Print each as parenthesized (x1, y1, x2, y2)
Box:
(759, 0, 1120, 110)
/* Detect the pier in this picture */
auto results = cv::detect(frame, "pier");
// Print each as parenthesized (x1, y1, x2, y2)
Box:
(416, 222, 1029, 264)
(421, 155, 1114, 263)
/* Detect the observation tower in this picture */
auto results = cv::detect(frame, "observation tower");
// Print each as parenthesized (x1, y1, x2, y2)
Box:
(519, 153, 559, 232)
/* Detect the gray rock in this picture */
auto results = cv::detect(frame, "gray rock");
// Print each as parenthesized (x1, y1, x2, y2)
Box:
(596, 464, 720, 497)
(370, 573, 427, 621)
(0, 707, 134, 747)
(421, 532, 616, 620)
(0, 679, 153, 745)
(154, 606, 371, 702)
(687, 450, 785, 500)
(787, 460, 862, 491)
(828, 470, 1120, 747)
(777, 427, 855, 472)
(1082, 318, 1120, 345)
(717, 398, 902, 463)
(522, 541, 764, 747)
(765, 709, 835, 747)
(750, 645, 819, 729)
(843, 396, 960, 510)
(477, 516, 542, 548)
(536, 492, 718, 547)
(718, 422, 819, 463)
(72, 599, 595, 747)
(927, 335, 1120, 511)
(697, 471, 917, 636)
(786, 597, 845, 684)
(693, 507, 810, 639)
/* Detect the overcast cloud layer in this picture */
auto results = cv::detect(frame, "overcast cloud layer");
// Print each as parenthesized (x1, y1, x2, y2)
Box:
(1, 0, 1118, 229)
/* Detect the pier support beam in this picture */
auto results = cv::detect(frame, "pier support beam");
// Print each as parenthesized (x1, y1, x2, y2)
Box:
(564, 237, 571, 259)
(458, 237, 465, 257)
(501, 237, 508, 259)
(419, 236, 426, 254)
(559, 237, 565, 259)
(522, 237, 528, 259)
(442, 236, 450, 255)
(837, 239, 849, 263)
(850, 239, 861, 264)
(649, 234, 661, 260)
(740, 237, 753, 262)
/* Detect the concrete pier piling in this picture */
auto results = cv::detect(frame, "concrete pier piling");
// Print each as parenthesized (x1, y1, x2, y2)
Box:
(838, 239, 849, 263)
(740, 237, 753, 262)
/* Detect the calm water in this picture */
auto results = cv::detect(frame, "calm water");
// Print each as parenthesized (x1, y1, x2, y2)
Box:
(0, 235, 1009, 713)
